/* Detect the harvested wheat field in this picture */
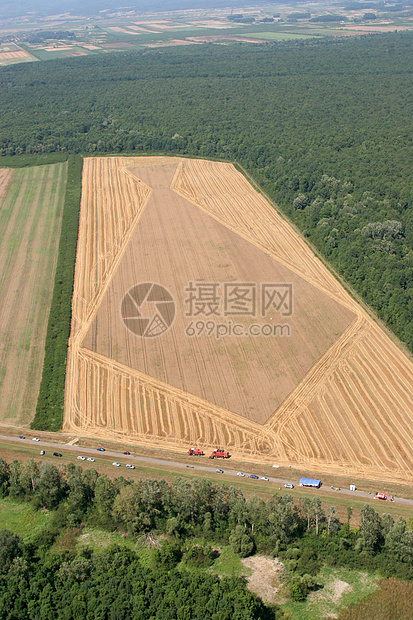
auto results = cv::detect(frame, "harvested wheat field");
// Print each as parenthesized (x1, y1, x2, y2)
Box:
(65, 157, 413, 484)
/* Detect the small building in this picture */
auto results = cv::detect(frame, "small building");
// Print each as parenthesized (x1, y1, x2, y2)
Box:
(299, 477, 322, 488)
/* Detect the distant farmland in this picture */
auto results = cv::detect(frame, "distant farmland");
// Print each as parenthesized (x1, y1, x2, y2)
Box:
(0, 163, 67, 425)
(65, 157, 413, 484)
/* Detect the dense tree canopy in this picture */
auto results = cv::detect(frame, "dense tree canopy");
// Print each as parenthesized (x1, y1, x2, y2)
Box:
(1, 32, 412, 352)
(0, 455, 412, 618)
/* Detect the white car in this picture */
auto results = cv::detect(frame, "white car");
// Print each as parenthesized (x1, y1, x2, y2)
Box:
(77, 456, 86, 461)
(260, 476, 269, 481)
(112, 462, 121, 467)
(40, 450, 45, 456)
(32, 437, 40, 442)
(87, 457, 95, 462)
(126, 464, 135, 469)
(236, 472, 245, 477)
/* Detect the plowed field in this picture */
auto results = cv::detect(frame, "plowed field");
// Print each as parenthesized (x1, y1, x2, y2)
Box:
(65, 157, 413, 484)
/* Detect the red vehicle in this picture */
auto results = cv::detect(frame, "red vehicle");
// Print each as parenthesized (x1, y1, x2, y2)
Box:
(375, 492, 387, 500)
(209, 448, 230, 459)
(187, 448, 204, 456)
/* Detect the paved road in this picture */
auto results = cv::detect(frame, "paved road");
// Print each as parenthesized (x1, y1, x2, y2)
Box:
(2, 434, 412, 507)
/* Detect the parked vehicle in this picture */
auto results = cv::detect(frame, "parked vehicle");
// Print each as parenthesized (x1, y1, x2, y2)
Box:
(87, 457, 95, 462)
(215, 469, 224, 474)
(299, 477, 321, 488)
(123, 451, 130, 455)
(97, 447, 105, 451)
(188, 448, 204, 456)
(112, 462, 120, 467)
(209, 448, 230, 459)
(40, 450, 45, 456)
(32, 437, 40, 442)
(53, 452, 62, 457)
(126, 464, 135, 469)
(260, 476, 269, 481)
(19, 435, 25, 439)
(250, 474, 259, 479)
(77, 456, 86, 461)
(375, 492, 387, 500)
(284, 483, 294, 489)
(236, 472, 245, 477)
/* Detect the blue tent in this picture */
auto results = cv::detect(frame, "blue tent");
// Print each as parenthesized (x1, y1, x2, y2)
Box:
(299, 477, 322, 488)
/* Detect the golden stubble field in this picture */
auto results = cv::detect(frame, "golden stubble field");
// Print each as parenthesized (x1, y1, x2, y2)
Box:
(64, 157, 413, 484)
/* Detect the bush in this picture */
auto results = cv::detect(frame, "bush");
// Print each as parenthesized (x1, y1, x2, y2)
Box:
(183, 544, 214, 568)
(229, 525, 254, 558)
(285, 547, 300, 560)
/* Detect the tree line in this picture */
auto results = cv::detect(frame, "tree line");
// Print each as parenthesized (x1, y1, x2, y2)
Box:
(32, 155, 82, 432)
(0, 32, 412, 355)
(0, 456, 412, 618)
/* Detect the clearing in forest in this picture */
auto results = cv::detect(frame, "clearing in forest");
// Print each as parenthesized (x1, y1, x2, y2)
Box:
(65, 157, 413, 484)
(0, 163, 67, 425)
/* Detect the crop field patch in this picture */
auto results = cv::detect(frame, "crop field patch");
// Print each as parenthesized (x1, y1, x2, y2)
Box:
(65, 157, 413, 484)
(0, 163, 67, 425)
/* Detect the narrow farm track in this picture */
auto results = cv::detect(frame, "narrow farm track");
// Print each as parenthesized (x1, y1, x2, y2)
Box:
(64, 157, 413, 485)
(171, 160, 358, 312)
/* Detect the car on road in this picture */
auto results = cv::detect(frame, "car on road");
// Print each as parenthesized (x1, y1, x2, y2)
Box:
(87, 457, 95, 462)
(284, 483, 294, 489)
(249, 474, 259, 479)
(19, 435, 25, 439)
(40, 450, 45, 456)
(260, 476, 269, 481)
(126, 464, 135, 469)
(186, 465, 194, 468)
(77, 456, 86, 461)
(53, 452, 62, 457)
(32, 437, 40, 442)
(97, 448, 105, 451)
(216, 468, 224, 473)
(112, 462, 120, 467)
(236, 472, 245, 477)
(123, 451, 130, 455)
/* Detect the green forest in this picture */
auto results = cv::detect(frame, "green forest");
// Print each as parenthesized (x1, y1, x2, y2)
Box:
(0, 457, 412, 619)
(1, 32, 412, 353)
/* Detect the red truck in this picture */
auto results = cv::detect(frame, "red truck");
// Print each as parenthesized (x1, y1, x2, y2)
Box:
(375, 492, 387, 500)
(209, 448, 230, 459)
(187, 448, 204, 456)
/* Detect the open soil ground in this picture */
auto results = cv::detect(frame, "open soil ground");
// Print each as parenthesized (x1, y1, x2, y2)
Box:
(0, 163, 67, 425)
(65, 157, 413, 486)
(241, 555, 285, 604)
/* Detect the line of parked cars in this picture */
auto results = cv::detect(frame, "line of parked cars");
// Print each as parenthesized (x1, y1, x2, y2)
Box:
(17, 437, 298, 487)
(236, 471, 270, 481)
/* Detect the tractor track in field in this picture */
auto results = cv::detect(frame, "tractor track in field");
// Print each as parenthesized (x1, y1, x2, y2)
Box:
(63, 157, 413, 486)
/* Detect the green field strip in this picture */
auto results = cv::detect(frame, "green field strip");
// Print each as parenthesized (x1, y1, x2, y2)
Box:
(245, 31, 321, 41)
(0, 163, 67, 424)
